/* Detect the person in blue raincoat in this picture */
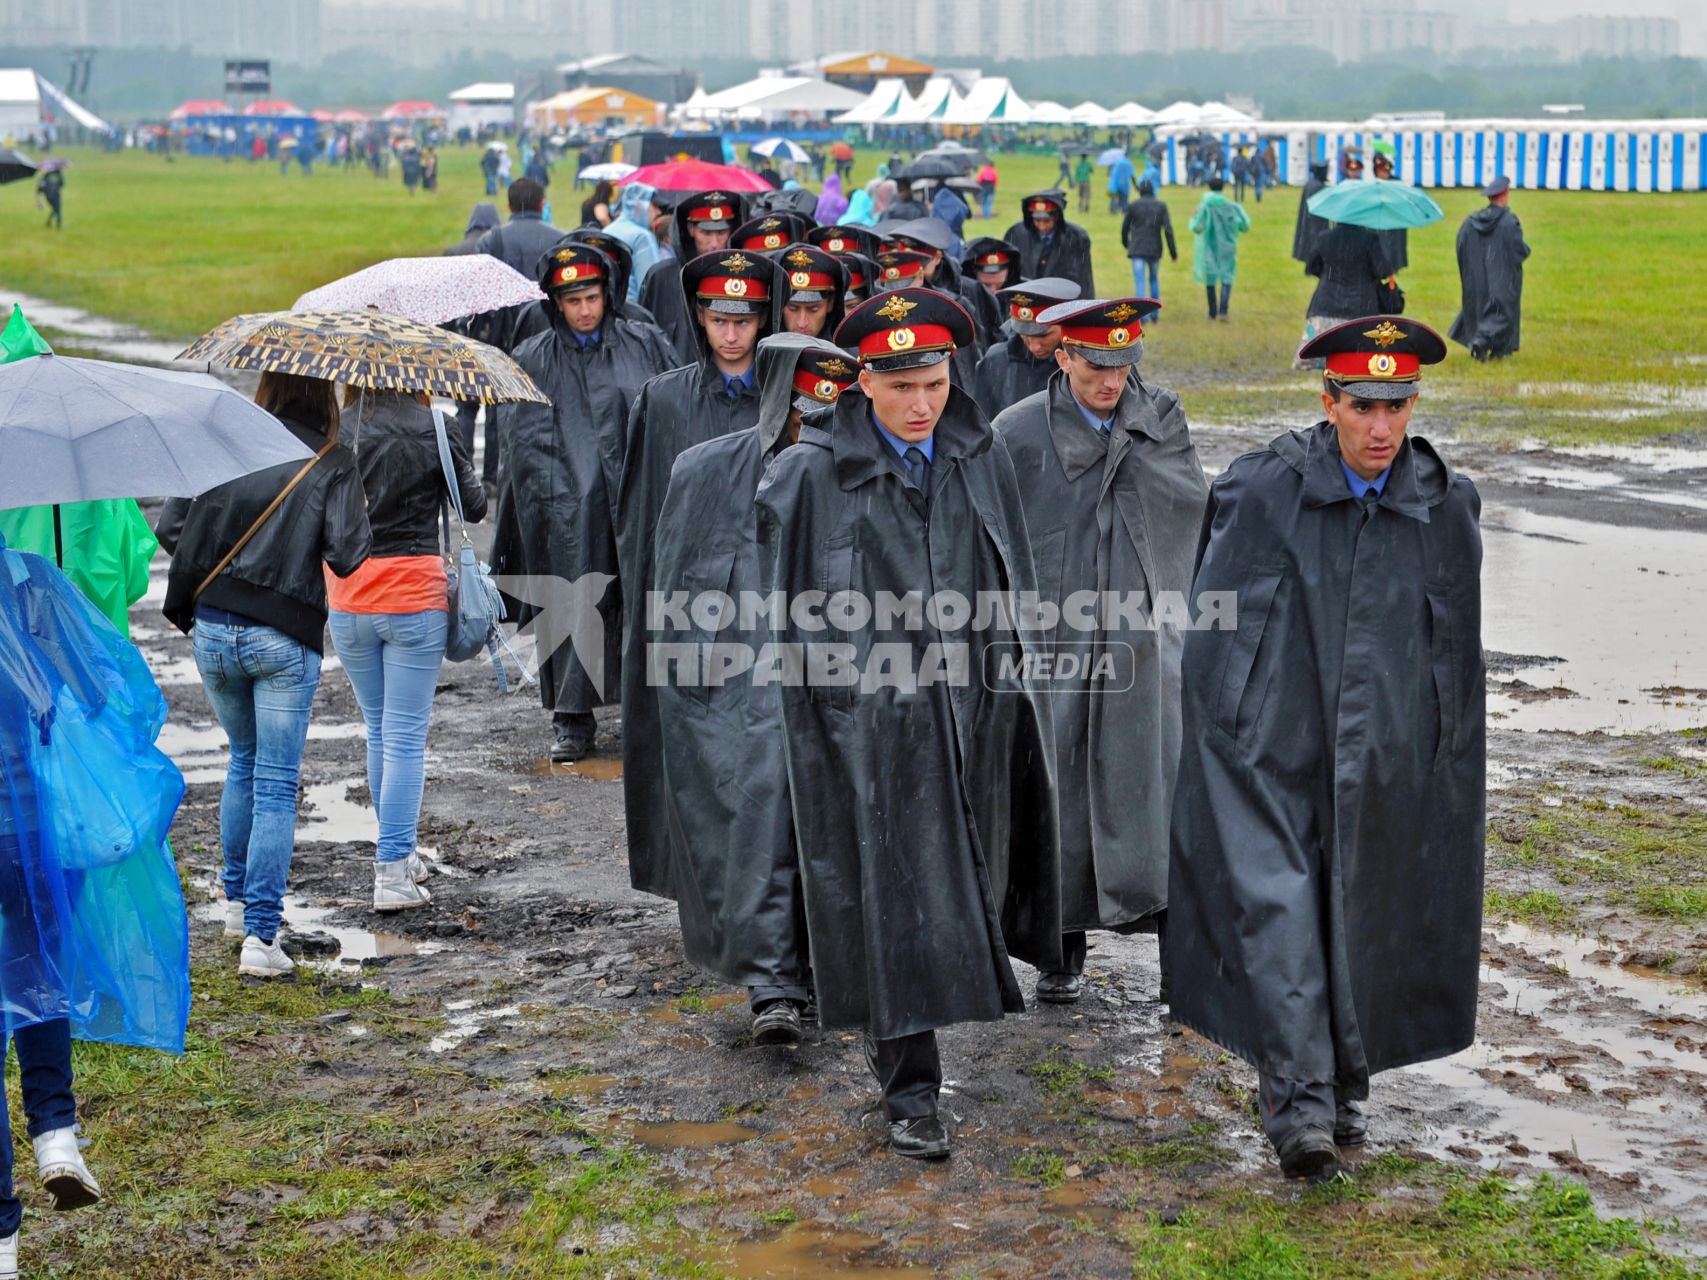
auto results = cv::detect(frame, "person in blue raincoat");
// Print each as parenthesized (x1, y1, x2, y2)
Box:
(599, 181, 664, 304)
(0, 532, 191, 1276)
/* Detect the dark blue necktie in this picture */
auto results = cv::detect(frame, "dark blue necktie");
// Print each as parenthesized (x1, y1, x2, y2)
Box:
(904, 446, 929, 492)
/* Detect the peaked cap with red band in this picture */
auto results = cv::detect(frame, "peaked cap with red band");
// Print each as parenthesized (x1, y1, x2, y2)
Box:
(807, 224, 882, 261)
(733, 212, 809, 255)
(998, 276, 1081, 337)
(778, 244, 846, 303)
(682, 249, 777, 317)
(539, 242, 611, 295)
(835, 287, 975, 373)
(791, 347, 859, 413)
(872, 249, 931, 291)
(683, 191, 741, 230)
(1037, 296, 1158, 366)
(1297, 314, 1446, 400)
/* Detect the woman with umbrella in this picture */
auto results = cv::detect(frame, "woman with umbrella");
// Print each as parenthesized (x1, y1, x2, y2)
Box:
(156, 372, 373, 978)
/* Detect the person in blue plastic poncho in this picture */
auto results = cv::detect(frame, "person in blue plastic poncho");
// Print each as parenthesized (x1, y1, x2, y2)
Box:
(598, 181, 664, 305)
(0, 531, 191, 1279)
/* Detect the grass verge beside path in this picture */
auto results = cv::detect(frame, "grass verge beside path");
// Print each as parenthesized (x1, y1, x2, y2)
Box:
(2, 148, 1703, 444)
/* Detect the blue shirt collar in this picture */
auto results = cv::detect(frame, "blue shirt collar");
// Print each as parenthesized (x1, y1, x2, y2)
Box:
(720, 363, 756, 397)
(1340, 457, 1390, 498)
(1071, 394, 1114, 435)
(570, 326, 600, 348)
(870, 407, 933, 462)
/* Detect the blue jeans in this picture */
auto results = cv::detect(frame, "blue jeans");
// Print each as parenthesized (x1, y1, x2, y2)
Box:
(0, 1020, 77, 1235)
(1131, 256, 1160, 299)
(329, 610, 448, 863)
(193, 620, 321, 943)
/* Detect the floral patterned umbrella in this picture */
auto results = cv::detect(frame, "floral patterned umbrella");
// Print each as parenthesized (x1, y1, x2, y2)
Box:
(292, 255, 545, 326)
(178, 309, 548, 405)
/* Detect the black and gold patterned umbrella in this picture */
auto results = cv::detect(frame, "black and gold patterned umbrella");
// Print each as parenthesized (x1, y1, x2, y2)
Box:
(178, 309, 548, 405)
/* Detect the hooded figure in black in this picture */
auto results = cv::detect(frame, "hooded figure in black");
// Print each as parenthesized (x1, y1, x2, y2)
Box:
(616, 248, 785, 899)
(502, 228, 671, 355)
(995, 298, 1207, 1004)
(806, 224, 882, 263)
(963, 236, 1023, 296)
(1449, 177, 1530, 361)
(731, 211, 814, 257)
(754, 289, 1063, 1161)
(1291, 162, 1331, 264)
(652, 334, 856, 1047)
(488, 243, 679, 761)
(639, 190, 748, 365)
(1168, 316, 1485, 1184)
(973, 277, 1081, 419)
(1003, 189, 1096, 297)
(774, 244, 848, 342)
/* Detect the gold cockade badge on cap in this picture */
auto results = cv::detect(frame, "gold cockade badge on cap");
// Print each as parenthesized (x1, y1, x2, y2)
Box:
(875, 295, 918, 322)
(1364, 321, 1405, 348)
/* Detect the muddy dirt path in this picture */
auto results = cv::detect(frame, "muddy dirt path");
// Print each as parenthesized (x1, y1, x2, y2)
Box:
(130, 417, 1707, 1275)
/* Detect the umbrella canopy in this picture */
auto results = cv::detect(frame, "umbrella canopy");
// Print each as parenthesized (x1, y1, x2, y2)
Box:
(0, 148, 38, 185)
(382, 100, 443, 120)
(830, 141, 854, 161)
(750, 136, 809, 162)
(242, 99, 301, 117)
(620, 158, 771, 193)
(0, 354, 314, 510)
(893, 155, 965, 182)
(168, 99, 231, 120)
(335, 109, 370, 123)
(1096, 147, 1128, 166)
(914, 144, 982, 171)
(293, 256, 544, 326)
(1307, 181, 1443, 231)
(38, 158, 69, 173)
(578, 161, 635, 182)
(179, 310, 548, 405)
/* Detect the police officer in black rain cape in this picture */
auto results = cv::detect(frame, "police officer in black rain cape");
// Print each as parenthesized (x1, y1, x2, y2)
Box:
(1167, 316, 1485, 1184)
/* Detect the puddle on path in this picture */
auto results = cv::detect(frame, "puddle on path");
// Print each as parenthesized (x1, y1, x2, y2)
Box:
(160, 718, 365, 785)
(631, 1120, 760, 1149)
(2, 287, 189, 365)
(1398, 918, 1707, 1213)
(298, 779, 377, 844)
(718, 1223, 934, 1279)
(530, 755, 624, 782)
(192, 883, 445, 971)
(649, 993, 748, 1024)
(1480, 504, 1707, 733)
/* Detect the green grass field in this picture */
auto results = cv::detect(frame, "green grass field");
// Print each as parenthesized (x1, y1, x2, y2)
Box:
(3, 146, 1702, 444)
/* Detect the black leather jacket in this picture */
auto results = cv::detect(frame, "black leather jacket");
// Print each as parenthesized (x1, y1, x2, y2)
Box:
(156, 414, 372, 653)
(345, 392, 486, 557)
(1306, 224, 1392, 319)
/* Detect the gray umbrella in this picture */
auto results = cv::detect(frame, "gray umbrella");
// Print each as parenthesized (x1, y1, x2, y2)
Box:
(0, 353, 313, 511)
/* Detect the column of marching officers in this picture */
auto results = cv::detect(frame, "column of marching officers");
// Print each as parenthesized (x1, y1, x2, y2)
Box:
(486, 186, 1486, 1181)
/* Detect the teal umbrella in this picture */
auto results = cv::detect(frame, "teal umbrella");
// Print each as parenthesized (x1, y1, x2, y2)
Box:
(1307, 180, 1443, 231)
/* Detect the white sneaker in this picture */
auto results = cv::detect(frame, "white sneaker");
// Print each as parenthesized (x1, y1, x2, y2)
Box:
(406, 851, 430, 884)
(223, 898, 245, 939)
(0, 1230, 15, 1280)
(374, 859, 431, 912)
(33, 1126, 101, 1210)
(239, 935, 295, 978)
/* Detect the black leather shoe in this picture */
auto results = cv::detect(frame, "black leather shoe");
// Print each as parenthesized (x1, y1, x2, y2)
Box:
(1035, 972, 1083, 1004)
(551, 713, 596, 763)
(1276, 1126, 1342, 1183)
(888, 1114, 951, 1159)
(800, 989, 818, 1025)
(1334, 1098, 1368, 1147)
(751, 1001, 802, 1047)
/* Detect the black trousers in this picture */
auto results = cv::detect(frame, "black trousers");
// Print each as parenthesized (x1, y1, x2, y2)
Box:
(1258, 1074, 1365, 1151)
(872, 1031, 941, 1121)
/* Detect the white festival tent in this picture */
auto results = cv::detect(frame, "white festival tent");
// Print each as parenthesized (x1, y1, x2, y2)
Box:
(942, 76, 1032, 126)
(1151, 100, 1206, 127)
(1107, 101, 1159, 126)
(1026, 100, 1072, 125)
(0, 68, 110, 135)
(694, 76, 866, 121)
(889, 76, 962, 124)
(1069, 101, 1111, 126)
(834, 77, 913, 124)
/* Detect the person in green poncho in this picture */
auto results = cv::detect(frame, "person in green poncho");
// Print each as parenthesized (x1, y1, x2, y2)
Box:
(1189, 177, 1253, 322)
(0, 307, 158, 637)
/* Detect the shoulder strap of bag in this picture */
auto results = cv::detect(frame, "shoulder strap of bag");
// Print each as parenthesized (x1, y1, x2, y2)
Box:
(431, 405, 471, 540)
(193, 437, 336, 603)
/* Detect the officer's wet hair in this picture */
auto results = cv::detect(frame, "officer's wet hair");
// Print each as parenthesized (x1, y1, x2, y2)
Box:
(1138, 180, 1154, 197)
(508, 177, 545, 213)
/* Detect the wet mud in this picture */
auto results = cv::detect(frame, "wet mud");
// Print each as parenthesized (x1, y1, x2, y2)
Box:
(137, 424, 1707, 1272)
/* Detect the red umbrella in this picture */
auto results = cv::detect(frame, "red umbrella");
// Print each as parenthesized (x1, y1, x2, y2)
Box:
(830, 141, 854, 161)
(335, 109, 371, 124)
(168, 99, 231, 120)
(620, 159, 772, 193)
(310, 108, 337, 123)
(243, 99, 301, 117)
(382, 100, 443, 120)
